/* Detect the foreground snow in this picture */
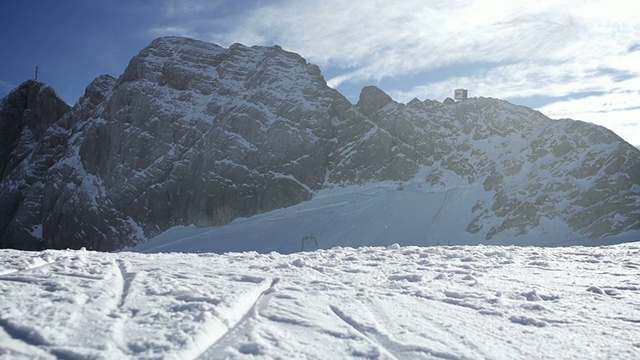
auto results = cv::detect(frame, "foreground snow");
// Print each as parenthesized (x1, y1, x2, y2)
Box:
(2, 243, 640, 359)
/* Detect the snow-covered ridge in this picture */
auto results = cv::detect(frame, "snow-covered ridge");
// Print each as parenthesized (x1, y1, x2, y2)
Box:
(2, 242, 640, 358)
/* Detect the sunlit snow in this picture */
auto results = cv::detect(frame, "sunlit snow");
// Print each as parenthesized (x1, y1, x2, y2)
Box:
(1, 243, 639, 359)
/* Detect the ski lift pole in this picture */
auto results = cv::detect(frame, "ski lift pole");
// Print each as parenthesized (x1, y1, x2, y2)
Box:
(301, 235, 318, 251)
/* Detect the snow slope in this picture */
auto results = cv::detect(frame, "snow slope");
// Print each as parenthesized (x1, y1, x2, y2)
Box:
(1, 243, 639, 359)
(131, 177, 640, 255)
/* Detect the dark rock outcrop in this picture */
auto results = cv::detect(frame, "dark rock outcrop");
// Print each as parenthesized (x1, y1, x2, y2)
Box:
(0, 81, 71, 249)
(357, 86, 393, 116)
(0, 80, 70, 180)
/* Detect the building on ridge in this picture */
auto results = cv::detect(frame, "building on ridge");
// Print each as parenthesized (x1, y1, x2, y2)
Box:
(454, 89, 468, 101)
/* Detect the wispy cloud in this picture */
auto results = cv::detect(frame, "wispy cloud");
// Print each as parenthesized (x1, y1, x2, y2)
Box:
(149, 25, 195, 38)
(160, 0, 225, 18)
(195, 0, 639, 97)
(148, 0, 640, 145)
(538, 90, 640, 146)
(149, 0, 231, 39)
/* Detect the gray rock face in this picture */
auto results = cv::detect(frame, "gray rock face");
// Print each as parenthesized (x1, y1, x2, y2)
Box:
(80, 38, 350, 239)
(357, 86, 393, 116)
(0, 81, 71, 249)
(0, 76, 142, 250)
(1, 36, 638, 251)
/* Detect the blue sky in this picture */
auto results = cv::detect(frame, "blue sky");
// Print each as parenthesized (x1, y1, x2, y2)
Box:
(1, 0, 639, 146)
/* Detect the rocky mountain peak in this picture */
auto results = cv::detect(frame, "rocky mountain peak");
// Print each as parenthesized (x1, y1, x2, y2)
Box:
(357, 85, 393, 116)
(118, 36, 326, 98)
(118, 36, 225, 90)
(0, 80, 70, 179)
(1, 80, 69, 137)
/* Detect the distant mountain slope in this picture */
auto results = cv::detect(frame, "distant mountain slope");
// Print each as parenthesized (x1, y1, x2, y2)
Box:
(131, 181, 639, 254)
(330, 90, 639, 242)
(1, 36, 638, 251)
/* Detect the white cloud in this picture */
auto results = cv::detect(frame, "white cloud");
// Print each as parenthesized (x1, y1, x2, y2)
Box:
(325, 73, 354, 89)
(149, 26, 195, 38)
(152, 0, 640, 145)
(539, 91, 640, 116)
(206, 0, 638, 91)
(388, 60, 640, 103)
(538, 91, 640, 147)
(545, 107, 640, 147)
(150, 0, 231, 41)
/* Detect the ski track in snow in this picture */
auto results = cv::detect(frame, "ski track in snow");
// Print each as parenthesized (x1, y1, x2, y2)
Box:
(1, 243, 640, 359)
(328, 304, 462, 360)
(115, 259, 136, 309)
(197, 278, 280, 359)
(329, 305, 400, 360)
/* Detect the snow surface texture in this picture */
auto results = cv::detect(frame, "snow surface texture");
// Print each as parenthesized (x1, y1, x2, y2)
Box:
(1, 243, 639, 359)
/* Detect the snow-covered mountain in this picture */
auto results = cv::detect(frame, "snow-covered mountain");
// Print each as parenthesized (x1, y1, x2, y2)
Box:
(1, 36, 639, 251)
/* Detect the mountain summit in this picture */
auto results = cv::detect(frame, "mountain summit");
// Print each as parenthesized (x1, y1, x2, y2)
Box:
(0, 80, 70, 179)
(1, 37, 639, 251)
